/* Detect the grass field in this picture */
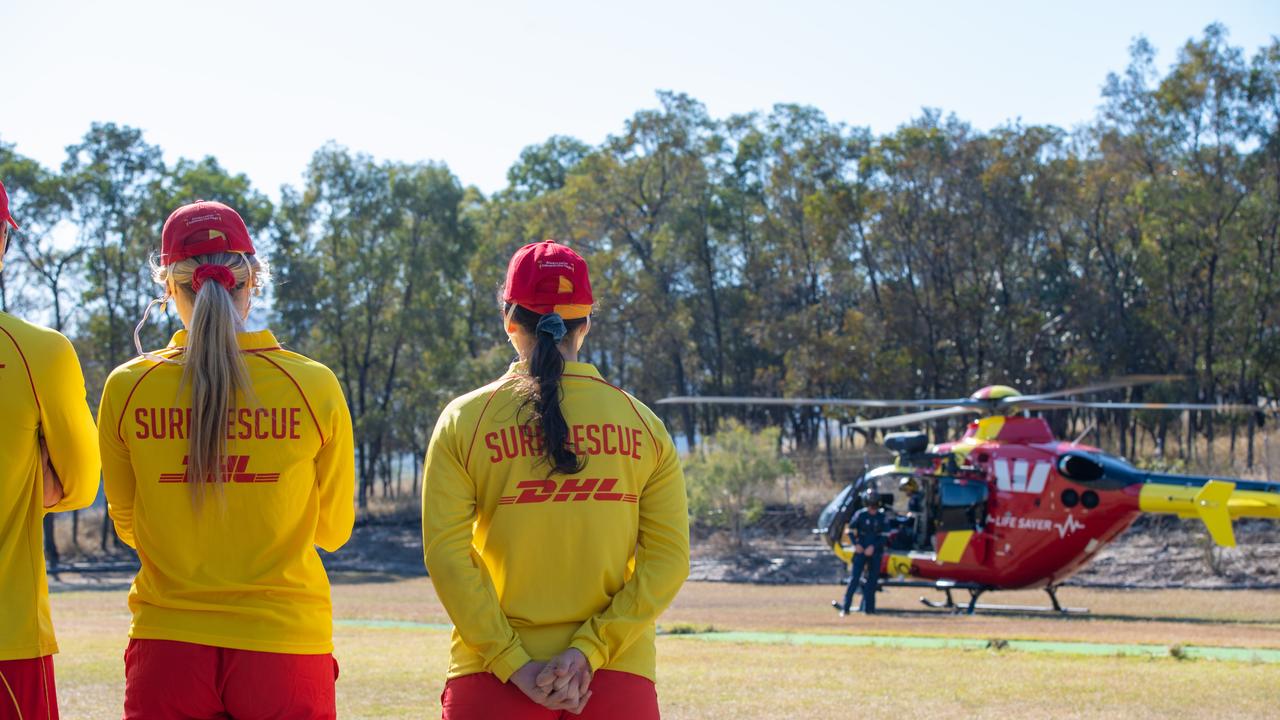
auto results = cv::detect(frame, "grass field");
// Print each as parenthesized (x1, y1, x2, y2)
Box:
(48, 577, 1280, 719)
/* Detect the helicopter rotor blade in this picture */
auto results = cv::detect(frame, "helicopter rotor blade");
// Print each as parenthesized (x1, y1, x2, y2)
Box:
(1006, 375, 1185, 405)
(656, 396, 974, 408)
(1018, 400, 1259, 413)
(849, 406, 980, 429)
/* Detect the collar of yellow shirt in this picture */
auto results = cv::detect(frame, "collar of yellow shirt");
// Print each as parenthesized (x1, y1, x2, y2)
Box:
(504, 360, 603, 381)
(166, 328, 282, 352)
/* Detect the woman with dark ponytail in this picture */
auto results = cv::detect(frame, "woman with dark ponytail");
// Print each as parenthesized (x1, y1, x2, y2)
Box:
(98, 201, 355, 719)
(423, 239, 690, 720)
(508, 303, 589, 475)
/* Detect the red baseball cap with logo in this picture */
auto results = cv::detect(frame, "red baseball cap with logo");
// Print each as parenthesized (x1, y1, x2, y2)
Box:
(160, 200, 255, 265)
(503, 239, 594, 319)
(0, 179, 19, 229)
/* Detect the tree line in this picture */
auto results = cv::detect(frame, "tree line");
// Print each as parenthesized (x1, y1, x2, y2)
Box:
(1, 26, 1277, 559)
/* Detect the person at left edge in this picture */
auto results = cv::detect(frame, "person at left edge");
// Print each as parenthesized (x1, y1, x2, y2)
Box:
(0, 178, 100, 720)
(97, 200, 355, 720)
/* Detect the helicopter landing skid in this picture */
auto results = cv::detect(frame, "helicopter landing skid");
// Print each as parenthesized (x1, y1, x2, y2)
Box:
(918, 584, 1088, 615)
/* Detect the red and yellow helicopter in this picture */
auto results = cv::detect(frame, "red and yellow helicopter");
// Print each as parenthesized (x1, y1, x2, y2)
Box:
(660, 378, 1280, 613)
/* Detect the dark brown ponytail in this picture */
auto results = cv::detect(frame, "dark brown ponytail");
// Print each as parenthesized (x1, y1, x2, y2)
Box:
(506, 303, 588, 475)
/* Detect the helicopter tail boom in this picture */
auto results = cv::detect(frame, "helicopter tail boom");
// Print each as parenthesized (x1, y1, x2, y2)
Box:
(1056, 451, 1280, 548)
(1138, 481, 1280, 547)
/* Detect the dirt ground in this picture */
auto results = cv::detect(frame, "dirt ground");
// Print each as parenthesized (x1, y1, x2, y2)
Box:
(661, 582, 1280, 650)
(50, 573, 1279, 652)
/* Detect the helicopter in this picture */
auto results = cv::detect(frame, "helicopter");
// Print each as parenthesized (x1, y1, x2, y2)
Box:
(659, 378, 1280, 613)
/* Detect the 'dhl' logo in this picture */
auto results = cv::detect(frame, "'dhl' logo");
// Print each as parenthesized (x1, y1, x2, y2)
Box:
(159, 455, 280, 484)
(498, 478, 637, 505)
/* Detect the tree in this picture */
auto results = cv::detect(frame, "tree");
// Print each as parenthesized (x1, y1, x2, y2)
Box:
(274, 145, 476, 507)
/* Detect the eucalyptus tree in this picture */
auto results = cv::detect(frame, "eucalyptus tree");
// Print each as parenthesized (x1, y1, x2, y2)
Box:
(274, 145, 475, 506)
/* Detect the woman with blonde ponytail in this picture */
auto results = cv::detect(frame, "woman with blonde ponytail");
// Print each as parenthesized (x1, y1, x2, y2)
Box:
(98, 201, 355, 719)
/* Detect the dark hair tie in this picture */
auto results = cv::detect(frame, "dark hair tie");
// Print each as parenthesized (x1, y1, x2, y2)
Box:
(535, 312, 567, 343)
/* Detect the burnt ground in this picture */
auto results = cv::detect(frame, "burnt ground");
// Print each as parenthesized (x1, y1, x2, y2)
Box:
(1069, 516, 1280, 588)
(317, 508, 1280, 589)
(686, 513, 1280, 588)
(46, 508, 1280, 591)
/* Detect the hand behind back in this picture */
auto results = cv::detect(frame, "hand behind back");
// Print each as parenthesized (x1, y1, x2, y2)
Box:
(509, 648, 593, 714)
(40, 437, 63, 508)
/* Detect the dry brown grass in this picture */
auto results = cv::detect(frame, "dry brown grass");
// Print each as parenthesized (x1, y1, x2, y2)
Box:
(46, 578, 1280, 719)
(655, 639, 1280, 720)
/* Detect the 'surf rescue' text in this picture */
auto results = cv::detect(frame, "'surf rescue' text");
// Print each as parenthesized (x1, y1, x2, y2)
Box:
(134, 406, 303, 441)
(485, 423, 643, 463)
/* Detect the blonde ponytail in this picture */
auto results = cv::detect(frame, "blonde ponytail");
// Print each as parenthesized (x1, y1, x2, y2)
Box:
(146, 251, 271, 503)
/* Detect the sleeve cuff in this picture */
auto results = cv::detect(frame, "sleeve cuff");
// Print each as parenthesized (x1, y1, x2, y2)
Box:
(570, 638, 606, 672)
(489, 645, 533, 684)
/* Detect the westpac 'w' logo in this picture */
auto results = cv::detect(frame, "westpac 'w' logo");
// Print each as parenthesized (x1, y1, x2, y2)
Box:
(993, 458, 1051, 494)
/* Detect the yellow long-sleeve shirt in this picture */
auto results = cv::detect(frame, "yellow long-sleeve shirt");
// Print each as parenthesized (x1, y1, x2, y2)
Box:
(98, 329, 355, 655)
(0, 313, 100, 661)
(422, 361, 690, 683)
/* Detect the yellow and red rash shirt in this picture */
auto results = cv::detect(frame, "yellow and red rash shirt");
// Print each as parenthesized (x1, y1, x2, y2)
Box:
(422, 361, 690, 683)
(0, 313, 100, 661)
(97, 329, 355, 655)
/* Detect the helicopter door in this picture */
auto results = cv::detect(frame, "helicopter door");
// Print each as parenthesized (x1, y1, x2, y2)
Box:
(937, 477, 989, 532)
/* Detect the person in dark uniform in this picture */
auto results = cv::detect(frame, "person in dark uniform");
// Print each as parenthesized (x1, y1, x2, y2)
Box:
(900, 476, 924, 549)
(837, 489, 888, 615)
(901, 477, 923, 515)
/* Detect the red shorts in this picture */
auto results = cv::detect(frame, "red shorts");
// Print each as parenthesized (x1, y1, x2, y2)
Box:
(441, 669, 659, 720)
(0, 655, 58, 720)
(122, 639, 338, 720)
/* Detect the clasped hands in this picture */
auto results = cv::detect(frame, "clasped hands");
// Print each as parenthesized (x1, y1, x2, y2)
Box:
(509, 648, 593, 714)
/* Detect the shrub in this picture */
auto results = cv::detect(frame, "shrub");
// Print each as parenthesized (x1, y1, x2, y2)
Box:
(684, 420, 794, 546)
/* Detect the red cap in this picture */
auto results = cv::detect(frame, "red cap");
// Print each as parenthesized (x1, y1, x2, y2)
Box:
(502, 239, 593, 319)
(0, 179, 19, 229)
(160, 200, 254, 265)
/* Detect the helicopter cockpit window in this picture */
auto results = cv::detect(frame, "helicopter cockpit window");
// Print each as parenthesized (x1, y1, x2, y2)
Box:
(818, 484, 855, 539)
(938, 477, 988, 532)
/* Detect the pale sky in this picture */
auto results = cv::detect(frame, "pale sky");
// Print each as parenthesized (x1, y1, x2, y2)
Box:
(3, 0, 1276, 198)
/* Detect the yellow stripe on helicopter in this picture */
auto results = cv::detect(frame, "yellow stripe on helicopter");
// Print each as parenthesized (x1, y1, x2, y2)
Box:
(937, 530, 974, 563)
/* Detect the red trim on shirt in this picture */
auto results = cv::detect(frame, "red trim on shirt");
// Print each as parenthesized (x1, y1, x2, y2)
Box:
(463, 379, 517, 471)
(115, 361, 169, 443)
(251, 352, 326, 446)
(0, 324, 41, 417)
(562, 373, 661, 463)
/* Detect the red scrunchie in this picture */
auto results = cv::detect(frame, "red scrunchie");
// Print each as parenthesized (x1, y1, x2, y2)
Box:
(191, 264, 237, 293)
